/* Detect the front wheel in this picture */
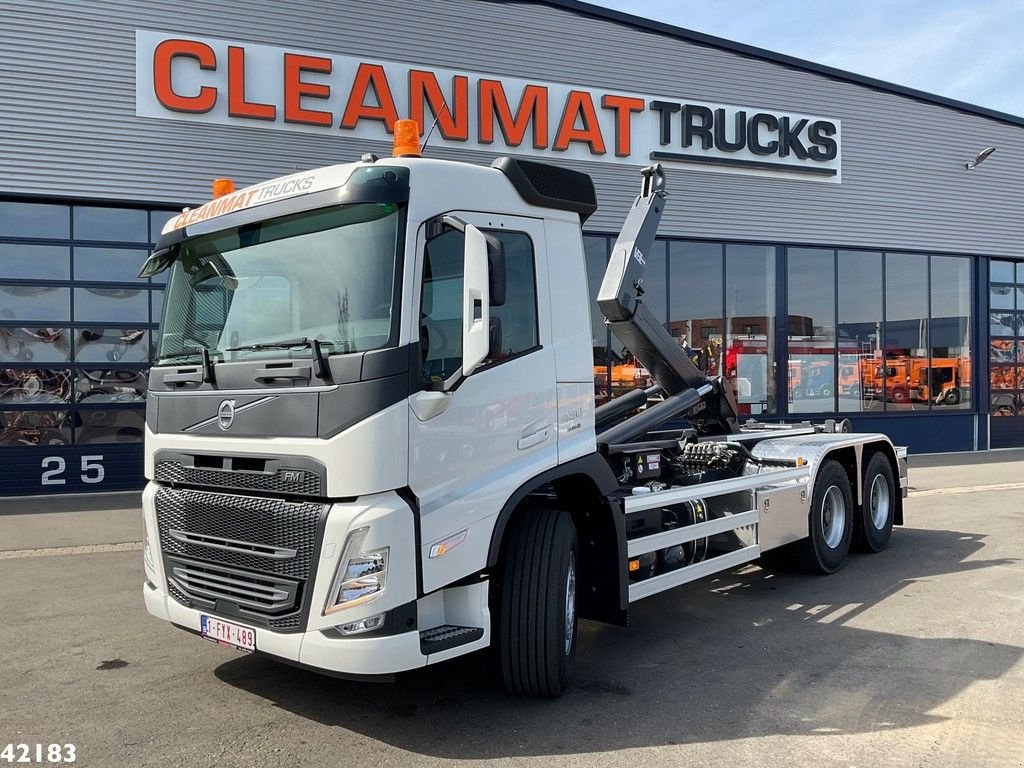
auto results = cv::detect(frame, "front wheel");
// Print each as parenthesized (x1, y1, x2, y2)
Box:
(498, 508, 578, 697)
(794, 459, 853, 574)
(855, 452, 895, 552)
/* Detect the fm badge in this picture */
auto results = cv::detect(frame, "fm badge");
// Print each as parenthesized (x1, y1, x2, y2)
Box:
(218, 399, 236, 430)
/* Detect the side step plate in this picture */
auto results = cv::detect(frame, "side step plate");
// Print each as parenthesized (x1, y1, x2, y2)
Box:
(419, 624, 484, 655)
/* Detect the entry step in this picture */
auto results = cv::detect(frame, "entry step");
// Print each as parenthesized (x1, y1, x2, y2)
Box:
(419, 624, 484, 654)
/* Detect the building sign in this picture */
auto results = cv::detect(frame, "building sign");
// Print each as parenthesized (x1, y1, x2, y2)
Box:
(135, 30, 842, 182)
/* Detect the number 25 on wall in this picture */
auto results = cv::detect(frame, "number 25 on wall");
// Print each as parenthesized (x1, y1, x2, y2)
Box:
(41, 455, 105, 486)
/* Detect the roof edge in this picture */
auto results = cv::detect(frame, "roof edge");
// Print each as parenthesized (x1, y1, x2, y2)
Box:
(537, 0, 1024, 130)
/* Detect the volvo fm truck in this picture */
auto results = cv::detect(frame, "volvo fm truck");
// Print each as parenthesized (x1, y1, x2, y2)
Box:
(140, 120, 908, 697)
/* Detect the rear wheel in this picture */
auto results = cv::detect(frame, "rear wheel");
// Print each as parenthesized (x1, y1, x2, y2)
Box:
(855, 452, 895, 552)
(944, 389, 961, 405)
(794, 459, 853, 574)
(498, 508, 578, 697)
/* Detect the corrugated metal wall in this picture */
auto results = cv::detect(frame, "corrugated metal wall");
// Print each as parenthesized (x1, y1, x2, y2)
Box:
(1, 0, 1022, 255)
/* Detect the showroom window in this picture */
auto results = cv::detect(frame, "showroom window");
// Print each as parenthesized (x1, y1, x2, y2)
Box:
(787, 247, 972, 414)
(989, 259, 1024, 418)
(0, 201, 179, 448)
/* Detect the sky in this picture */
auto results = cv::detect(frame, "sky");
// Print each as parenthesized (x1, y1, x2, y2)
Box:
(589, 0, 1024, 117)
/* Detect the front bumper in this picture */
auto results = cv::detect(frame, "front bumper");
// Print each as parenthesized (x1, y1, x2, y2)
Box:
(143, 580, 426, 675)
(142, 483, 429, 675)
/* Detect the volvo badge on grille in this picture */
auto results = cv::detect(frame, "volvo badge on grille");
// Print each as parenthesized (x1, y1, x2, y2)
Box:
(218, 399, 236, 430)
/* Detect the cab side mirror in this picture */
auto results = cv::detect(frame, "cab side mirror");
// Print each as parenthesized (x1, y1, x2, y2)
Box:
(461, 224, 490, 377)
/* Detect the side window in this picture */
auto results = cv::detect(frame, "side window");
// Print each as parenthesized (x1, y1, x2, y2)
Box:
(418, 227, 539, 384)
(489, 232, 539, 359)
(420, 230, 464, 383)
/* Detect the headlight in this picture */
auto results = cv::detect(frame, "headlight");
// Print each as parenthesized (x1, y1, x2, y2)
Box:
(324, 527, 389, 614)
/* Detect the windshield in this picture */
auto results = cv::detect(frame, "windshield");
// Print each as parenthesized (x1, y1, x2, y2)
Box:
(156, 202, 403, 364)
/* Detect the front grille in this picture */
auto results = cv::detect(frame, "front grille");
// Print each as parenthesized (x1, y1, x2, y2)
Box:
(155, 487, 327, 632)
(167, 558, 298, 613)
(155, 461, 322, 496)
(155, 487, 324, 579)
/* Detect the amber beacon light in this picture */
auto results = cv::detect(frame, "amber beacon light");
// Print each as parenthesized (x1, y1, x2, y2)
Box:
(393, 119, 422, 157)
(212, 178, 235, 198)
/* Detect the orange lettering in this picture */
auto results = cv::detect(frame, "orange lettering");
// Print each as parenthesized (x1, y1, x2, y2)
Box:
(341, 63, 399, 132)
(227, 46, 275, 120)
(554, 91, 606, 154)
(601, 94, 644, 157)
(284, 53, 333, 126)
(153, 39, 217, 114)
(478, 80, 548, 148)
(409, 70, 469, 141)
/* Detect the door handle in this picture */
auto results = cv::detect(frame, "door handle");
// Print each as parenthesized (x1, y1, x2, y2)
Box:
(517, 423, 552, 451)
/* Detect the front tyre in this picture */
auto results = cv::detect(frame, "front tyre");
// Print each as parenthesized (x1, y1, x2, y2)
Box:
(795, 459, 853, 574)
(499, 508, 578, 697)
(855, 452, 895, 553)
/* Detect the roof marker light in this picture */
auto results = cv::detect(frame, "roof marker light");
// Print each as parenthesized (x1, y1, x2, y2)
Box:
(212, 178, 235, 198)
(393, 119, 421, 157)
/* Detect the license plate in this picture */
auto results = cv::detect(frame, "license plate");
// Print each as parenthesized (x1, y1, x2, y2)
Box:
(201, 615, 256, 652)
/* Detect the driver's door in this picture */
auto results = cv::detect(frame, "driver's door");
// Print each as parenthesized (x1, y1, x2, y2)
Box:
(408, 212, 556, 594)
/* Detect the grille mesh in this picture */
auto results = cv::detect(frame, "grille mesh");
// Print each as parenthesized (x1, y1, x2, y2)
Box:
(155, 487, 324, 579)
(154, 461, 322, 496)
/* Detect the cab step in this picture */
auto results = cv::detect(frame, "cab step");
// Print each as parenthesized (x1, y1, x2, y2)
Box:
(419, 624, 484, 654)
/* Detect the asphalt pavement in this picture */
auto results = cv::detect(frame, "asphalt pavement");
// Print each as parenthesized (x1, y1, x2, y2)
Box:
(1, 452, 1022, 768)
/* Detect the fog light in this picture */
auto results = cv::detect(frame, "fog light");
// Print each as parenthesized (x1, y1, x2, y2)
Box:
(336, 612, 386, 636)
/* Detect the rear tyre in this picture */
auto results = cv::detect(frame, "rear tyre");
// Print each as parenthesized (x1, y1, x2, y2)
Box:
(854, 452, 895, 553)
(498, 508, 578, 697)
(794, 459, 853, 574)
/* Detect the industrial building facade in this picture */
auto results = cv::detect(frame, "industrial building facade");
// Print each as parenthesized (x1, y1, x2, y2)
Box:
(1, 0, 1022, 495)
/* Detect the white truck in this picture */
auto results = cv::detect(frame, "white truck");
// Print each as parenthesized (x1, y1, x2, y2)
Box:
(139, 121, 907, 697)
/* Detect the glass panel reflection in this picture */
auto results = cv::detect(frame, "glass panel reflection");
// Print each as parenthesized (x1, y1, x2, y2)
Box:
(76, 369, 147, 404)
(927, 256, 971, 409)
(75, 328, 149, 363)
(668, 241, 723, 376)
(74, 247, 150, 283)
(73, 206, 148, 242)
(0, 286, 70, 322)
(884, 253, 928, 411)
(75, 407, 145, 444)
(726, 245, 775, 415)
(838, 251, 883, 413)
(0, 327, 71, 363)
(991, 392, 1017, 417)
(0, 409, 71, 446)
(72, 288, 148, 323)
(0, 244, 70, 280)
(788, 248, 835, 413)
(0, 369, 72, 403)
(0, 202, 70, 239)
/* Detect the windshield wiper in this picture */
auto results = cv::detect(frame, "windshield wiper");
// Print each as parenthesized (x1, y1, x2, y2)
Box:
(225, 337, 332, 381)
(156, 346, 217, 385)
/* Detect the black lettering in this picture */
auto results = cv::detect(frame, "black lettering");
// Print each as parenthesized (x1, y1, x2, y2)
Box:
(683, 104, 713, 150)
(747, 112, 779, 156)
(808, 120, 838, 161)
(713, 108, 746, 152)
(649, 100, 680, 146)
(780, 117, 810, 159)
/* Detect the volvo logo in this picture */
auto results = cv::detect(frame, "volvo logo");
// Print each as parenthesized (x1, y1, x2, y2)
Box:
(217, 399, 236, 430)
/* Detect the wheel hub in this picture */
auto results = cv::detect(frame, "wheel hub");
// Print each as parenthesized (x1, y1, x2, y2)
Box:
(821, 485, 847, 549)
(869, 473, 891, 529)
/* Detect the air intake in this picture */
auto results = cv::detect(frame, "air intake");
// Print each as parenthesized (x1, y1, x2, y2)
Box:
(492, 157, 598, 222)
